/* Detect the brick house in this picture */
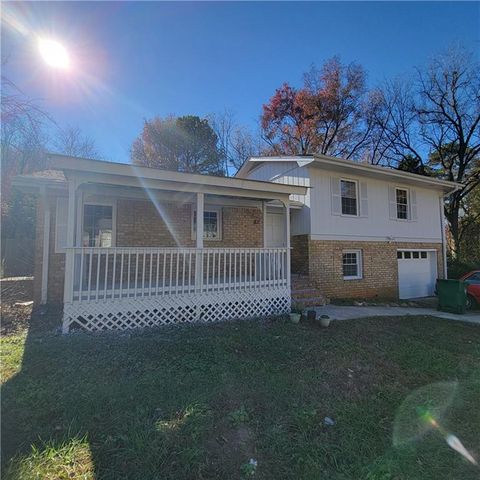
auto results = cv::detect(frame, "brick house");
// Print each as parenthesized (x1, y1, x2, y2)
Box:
(14, 154, 306, 332)
(236, 154, 460, 301)
(14, 153, 459, 333)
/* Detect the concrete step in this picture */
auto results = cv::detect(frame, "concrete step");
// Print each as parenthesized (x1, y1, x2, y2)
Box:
(291, 288, 320, 298)
(291, 281, 316, 288)
(291, 274, 329, 307)
(292, 297, 328, 307)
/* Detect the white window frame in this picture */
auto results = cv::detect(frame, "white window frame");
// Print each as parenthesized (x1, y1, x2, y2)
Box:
(342, 249, 363, 280)
(191, 206, 222, 241)
(81, 201, 116, 248)
(395, 187, 410, 221)
(340, 178, 359, 217)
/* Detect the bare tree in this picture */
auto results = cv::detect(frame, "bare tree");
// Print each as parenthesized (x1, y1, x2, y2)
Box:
(1, 70, 51, 215)
(208, 110, 261, 174)
(370, 79, 425, 166)
(374, 47, 480, 258)
(52, 125, 101, 159)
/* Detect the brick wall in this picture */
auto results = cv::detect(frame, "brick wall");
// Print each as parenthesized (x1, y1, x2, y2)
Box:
(33, 196, 68, 305)
(308, 239, 444, 300)
(116, 199, 263, 248)
(291, 235, 309, 274)
(37, 196, 263, 305)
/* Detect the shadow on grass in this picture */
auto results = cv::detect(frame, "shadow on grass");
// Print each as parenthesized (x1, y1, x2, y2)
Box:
(1, 310, 263, 479)
(2, 312, 480, 479)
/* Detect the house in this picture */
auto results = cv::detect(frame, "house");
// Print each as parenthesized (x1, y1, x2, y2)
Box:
(236, 154, 460, 301)
(13, 154, 306, 332)
(14, 153, 460, 333)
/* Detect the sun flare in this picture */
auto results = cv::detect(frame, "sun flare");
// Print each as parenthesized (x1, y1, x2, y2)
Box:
(38, 38, 70, 69)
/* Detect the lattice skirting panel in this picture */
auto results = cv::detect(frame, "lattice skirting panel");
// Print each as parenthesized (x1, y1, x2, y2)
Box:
(63, 288, 290, 332)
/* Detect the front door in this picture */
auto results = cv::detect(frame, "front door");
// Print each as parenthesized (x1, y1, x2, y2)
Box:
(265, 212, 286, 247)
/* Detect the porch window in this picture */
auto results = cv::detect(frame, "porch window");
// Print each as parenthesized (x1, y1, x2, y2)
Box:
(343, 250, 362, 280)
(341, 179, 358, 216)
(83, 204, 114, 247)
(192, 208, 222, 240)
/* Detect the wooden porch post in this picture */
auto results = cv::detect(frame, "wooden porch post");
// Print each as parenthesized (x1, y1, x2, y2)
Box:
(40, 187, 50, 305)
(195, 193, 204, 294)
(284, 200, 291, 290)
(262, 201, 267, 247)
(62, 179, 78, 333)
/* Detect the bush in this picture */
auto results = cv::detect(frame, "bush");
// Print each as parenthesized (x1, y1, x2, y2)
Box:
(447, 258, 480, 279)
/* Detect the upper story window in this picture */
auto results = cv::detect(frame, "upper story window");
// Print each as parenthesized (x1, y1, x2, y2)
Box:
(341, 179, 358, 216)
(396, 188, 409, 220)
(331, 177, 368, 217)
(83, 204, 113, 247)
(389, 186, 417, 222)
(192, 208, 222, 240)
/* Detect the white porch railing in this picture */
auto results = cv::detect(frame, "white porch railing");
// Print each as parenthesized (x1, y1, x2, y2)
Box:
(66, 247, 289, 304)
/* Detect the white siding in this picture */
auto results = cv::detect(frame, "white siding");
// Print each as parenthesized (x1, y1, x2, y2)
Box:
(309, 168, 443, 242)
(244, 162, 443, 243)
(246, 162, 311, 235)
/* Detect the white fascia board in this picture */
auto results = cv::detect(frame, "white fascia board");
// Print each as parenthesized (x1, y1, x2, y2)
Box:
(12, 175, 67, 193)
(311, 155, 462, 194)
(236, 156, 314, 178)
(49, 154, 308, 197)
(237, 153, 461, 194)
(310, 233, 442, 243)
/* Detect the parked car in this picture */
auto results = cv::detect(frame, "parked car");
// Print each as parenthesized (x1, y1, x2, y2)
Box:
(460, 270, 480, 310)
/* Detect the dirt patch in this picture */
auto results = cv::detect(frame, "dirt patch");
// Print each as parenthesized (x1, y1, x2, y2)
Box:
(0, 277, 33, 303)
(0, 302, 33, 335)
(206, 420, 256, 478)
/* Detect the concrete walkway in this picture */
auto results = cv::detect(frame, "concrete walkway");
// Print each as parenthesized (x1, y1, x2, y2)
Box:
(313, 305, 480, 325)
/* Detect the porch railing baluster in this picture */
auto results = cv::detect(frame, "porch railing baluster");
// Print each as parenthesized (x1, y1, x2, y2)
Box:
(67, 246, 289, 306)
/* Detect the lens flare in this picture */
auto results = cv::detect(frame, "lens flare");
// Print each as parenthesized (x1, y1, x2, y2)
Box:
(394, 382, 478, 466)
(38, 38, 70, 69)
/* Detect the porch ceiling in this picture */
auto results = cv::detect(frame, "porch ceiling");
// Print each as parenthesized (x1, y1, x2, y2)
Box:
(81, 183, 277, 208)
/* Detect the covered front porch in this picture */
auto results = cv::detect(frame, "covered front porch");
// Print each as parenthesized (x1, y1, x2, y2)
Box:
(31, 155, 307, 332)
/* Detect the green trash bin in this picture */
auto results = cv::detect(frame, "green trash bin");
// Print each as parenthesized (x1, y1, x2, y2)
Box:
(436, 279, 467, 314)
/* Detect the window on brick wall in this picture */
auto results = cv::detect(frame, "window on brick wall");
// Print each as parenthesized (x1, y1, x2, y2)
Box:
(192, 207, 222, 240)
(82, 204, 114, 247)
(343, 250, 362, 280)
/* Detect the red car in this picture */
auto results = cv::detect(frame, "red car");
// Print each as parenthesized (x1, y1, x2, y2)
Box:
(460, 270, 480, 310)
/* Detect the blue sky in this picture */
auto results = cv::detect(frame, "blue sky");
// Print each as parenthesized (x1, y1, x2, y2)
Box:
(3, 1, 479, 163)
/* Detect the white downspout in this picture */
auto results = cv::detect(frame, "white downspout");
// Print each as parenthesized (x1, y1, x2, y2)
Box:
(439, 195, 448, 279)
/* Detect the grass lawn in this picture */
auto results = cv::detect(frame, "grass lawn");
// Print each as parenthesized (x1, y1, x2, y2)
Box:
(1, 315, 479, 479)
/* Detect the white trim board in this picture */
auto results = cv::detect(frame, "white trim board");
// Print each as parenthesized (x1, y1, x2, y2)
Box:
(309, 234, 442, 243)
(237, 154, 461, 193)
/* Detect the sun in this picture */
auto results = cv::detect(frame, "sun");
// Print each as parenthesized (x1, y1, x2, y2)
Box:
(38, 38, 70, 69)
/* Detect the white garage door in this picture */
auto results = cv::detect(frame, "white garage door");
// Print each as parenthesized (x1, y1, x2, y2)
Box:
(397, 250, 437, 299)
